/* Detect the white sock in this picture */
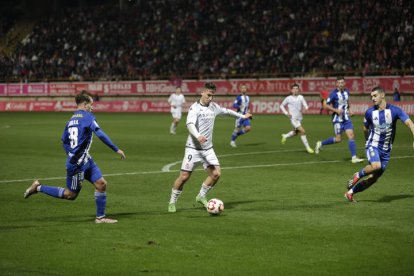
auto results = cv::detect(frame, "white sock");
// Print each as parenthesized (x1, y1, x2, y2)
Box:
(285, 131, 295, 138)
(198, 183, 212, 198)
(169, 189, 182, 204)
(170, 123, 174, 132)
(300, 135, 310, 149)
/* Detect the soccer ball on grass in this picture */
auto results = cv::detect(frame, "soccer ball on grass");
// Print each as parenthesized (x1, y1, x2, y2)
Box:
(206, 198, 224, 215)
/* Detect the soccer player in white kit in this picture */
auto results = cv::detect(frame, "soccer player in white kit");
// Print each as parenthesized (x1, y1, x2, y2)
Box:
(280, 83, 314, 154)
(168, 86, 186, 134)
(168, 82, 253, 212)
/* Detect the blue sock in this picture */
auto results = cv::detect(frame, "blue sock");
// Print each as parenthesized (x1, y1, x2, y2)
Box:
(358, 169, 366, 178)
(231, 130, 245, 141)
(322, 137, 335, 146)
(39, 185, 65, 198)
(352, 180, 368, 194)
(348, 139, 357, 157)
(95, 192, 107, 218)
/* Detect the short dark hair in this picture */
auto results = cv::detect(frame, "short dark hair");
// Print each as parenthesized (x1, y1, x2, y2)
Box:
(75, 90, 92, 105)
(337, 76, 345, 81)
(291, 83, 299, 89)
(371, 86, 385, 93)
(204, 82, 216, 92)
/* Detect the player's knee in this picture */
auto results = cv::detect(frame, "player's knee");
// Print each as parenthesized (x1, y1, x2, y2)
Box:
(94, 178, 107, 192)
(335, 136, 342, 143)
(179, 172, 191, 183)
(244, 126, 251, 132)
(64, 190, 78, 200)
(211, 170, 221, 181)
(371, 163, 382, 171)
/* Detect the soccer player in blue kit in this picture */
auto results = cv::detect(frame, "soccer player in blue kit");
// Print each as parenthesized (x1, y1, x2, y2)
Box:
(345, 86, 414, 202)
(315, 77, 364, 163)
(24, 91, 126, 223)
(230, 83, 251, 147)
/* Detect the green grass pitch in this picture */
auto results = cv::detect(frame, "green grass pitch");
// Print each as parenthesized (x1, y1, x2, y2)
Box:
(1, 112, 414, 275)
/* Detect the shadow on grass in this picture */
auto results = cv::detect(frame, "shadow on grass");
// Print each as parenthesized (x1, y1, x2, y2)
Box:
(366, 194, 414, 203)
(225, 199, 342, 211)
(241, 142, 266, 147)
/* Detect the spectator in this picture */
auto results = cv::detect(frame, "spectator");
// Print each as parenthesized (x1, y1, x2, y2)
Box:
(393, 87, 401, 102)
(0, 0, 413, 82)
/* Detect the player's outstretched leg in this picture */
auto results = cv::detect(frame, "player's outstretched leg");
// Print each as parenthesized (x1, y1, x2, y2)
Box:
(24, 180, 41, 198)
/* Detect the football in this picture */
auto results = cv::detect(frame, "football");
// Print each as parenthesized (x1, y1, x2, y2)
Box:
(206, 198, 224, 215)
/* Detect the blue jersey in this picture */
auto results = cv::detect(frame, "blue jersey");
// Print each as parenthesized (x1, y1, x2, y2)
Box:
(62, 110, 118, 165)
(326, 88, 351, 123)
(233, 94, 250, 114)
(364, 104, 409, 152)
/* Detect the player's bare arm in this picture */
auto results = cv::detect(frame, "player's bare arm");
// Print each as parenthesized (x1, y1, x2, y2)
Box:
(404, 118, 414, 149)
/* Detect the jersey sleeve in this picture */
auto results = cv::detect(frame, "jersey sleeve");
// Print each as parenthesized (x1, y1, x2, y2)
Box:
(233, 96, 241, 110)
(301, 96, 309, 110)
(89, 114, 100, 132)
(186, 105, 198, 126)
(363, 109, 371, 128)
(326, 91, 336, 105)
(396, 106, 410, 123)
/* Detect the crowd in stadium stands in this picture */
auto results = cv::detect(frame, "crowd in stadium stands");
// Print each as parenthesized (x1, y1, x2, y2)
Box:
(0, 0, 413, 82)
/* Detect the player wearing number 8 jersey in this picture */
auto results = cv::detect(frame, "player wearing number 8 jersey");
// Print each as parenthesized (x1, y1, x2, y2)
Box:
(24, 90, 126, 223)
(168, 82, 252, 212)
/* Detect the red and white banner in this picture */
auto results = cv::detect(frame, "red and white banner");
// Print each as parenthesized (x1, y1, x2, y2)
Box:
(1, 100, 413, 115)
(1, 76, 413, 96)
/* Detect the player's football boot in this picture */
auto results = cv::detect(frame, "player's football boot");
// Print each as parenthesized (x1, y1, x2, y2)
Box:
(230, 141, 237, 148)
(344, 192, 356, 203)
(347, 172, 360, 189)
(306, 147, 314, 154)
(314, 141, 322, 154)
(196, 195, 208, 207)
(168, 203, 176, 213)
(24, 180, 41, 199)
(281, 134, 287, 145)
(95, 217, 118, 224)
(351, 157, 364, 163)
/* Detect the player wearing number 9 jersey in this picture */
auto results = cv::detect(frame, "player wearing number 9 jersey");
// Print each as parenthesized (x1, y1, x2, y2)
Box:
(167, 82, 253, 213)
(24, 90, 126, 224)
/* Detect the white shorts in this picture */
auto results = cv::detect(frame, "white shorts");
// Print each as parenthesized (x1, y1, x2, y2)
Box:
(171, 108, 182, 119)
(290, 118, 302, 129)
(180, 147, 220, 171)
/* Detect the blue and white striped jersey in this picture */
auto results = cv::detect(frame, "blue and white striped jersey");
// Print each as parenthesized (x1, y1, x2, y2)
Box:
(364, 104, 409, 152)
(326, 88, 351, 123)
(233, 94, 250, 114)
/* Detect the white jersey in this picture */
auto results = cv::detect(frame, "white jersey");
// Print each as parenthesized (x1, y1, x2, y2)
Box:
(168, 93, 186, 112)
(186, 101, 243, 150)
(280, 95, 308, 120)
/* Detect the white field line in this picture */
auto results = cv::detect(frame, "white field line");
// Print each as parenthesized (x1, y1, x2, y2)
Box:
(1, 155, 414, 184)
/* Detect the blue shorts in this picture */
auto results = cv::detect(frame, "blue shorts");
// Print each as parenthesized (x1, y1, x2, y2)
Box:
(333, 120, 354, 135)
(366, 146, 390, 174)
(66, 158, 102, 193)
(235, 118, 251, 128)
